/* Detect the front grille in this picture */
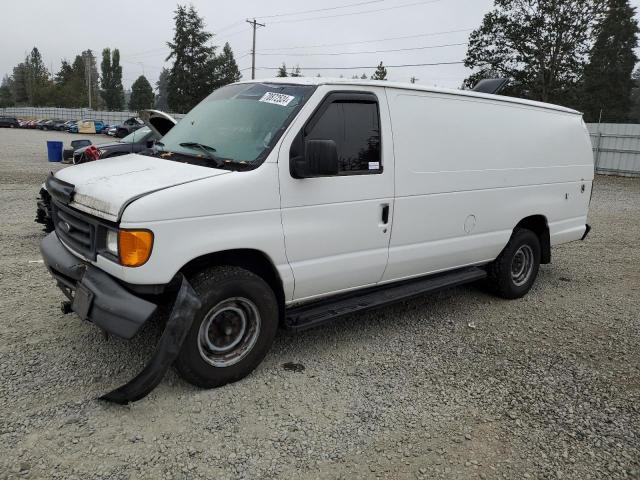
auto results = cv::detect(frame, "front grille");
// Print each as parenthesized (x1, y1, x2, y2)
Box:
(53, 202, 97, 260)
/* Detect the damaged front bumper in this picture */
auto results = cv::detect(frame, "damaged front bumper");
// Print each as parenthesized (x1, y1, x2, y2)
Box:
(40, 232, 157, 339)
(40, 232, 200, 404)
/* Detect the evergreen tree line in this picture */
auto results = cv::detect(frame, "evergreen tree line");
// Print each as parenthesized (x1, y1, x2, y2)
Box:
(2, 0, 639, 121)
(464, 0, 640, 123)
(275, 61, 389, 81)
(0, 5, 242, 114)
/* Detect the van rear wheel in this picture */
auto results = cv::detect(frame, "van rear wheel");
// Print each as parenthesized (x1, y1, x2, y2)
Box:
(486, 228, 541, 299)
(175, 266, 278, 388)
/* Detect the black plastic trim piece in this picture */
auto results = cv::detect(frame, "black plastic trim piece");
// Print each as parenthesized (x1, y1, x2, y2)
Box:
(581, 224, 591, 241)
(45, 174, 75, 205)
(285, 267, 487, 331)
(100, 275, 201, 404)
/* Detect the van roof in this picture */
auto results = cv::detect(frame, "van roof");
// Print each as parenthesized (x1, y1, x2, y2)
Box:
(240, 77, 581, 116)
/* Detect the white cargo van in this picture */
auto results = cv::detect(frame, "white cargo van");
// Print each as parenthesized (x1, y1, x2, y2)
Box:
(41, 78, 593, 403)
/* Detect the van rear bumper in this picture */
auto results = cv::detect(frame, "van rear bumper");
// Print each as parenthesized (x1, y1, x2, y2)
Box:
(40, 232, 157, 339)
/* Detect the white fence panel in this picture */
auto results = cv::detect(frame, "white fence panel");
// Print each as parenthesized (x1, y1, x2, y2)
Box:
(587, 123, 640, 177)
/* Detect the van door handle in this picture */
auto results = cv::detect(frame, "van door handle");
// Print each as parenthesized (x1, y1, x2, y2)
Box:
(381, 204, 390, 224)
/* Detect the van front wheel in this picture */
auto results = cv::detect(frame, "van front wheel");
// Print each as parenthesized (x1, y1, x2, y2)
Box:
(175, 266, 278, 389)
(486, 228, 541, 299)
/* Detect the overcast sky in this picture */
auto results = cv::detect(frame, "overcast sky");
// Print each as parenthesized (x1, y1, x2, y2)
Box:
(2, 0, 640, 91)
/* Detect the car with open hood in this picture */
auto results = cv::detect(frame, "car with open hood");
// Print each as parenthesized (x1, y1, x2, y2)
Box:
(35, 110, 177, 232)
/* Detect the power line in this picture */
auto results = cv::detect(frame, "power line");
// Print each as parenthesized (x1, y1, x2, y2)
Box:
(258, 28, 473, 51)
(256, 41, 467, 57)
(256, 0, 385, 19)
(269, 0, 445, 24)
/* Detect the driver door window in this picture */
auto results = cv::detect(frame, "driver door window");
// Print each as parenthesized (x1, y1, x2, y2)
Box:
(304, 99, 382, 175)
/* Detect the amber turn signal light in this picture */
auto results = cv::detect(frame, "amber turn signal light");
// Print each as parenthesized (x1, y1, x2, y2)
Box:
(118, 230, 154, 267)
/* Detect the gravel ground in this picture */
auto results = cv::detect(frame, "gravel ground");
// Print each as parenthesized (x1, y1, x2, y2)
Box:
(0, 127, 638, 480)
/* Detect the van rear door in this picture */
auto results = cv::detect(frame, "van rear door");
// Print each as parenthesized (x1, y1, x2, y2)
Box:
(278, 86, 395, 301)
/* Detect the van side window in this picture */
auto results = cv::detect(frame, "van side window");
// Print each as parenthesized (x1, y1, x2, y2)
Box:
(306, 100, 381, 174)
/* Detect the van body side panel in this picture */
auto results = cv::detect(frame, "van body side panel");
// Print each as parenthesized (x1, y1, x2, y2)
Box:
(277, 85, 395, 301)
(103, 163, 294, 298)
(383, 90, 593, 282)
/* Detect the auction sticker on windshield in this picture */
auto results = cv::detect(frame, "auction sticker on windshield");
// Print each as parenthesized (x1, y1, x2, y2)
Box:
(259, 92, 295, 107)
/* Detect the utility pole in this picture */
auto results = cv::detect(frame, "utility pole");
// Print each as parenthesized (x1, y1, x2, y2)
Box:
(246, 18, 265, 80)
(83, 52, 92, 110)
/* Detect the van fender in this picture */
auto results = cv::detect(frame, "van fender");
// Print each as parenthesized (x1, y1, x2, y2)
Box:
(99, 275, 201, 404)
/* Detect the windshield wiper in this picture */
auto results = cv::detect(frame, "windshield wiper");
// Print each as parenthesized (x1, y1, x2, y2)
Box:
(178, 142, 225, 168)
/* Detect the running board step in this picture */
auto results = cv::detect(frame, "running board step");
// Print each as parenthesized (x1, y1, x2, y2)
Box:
(285, 267, 487, 331)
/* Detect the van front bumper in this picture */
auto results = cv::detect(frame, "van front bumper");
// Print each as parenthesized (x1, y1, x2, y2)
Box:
(40, 232, 157, 339)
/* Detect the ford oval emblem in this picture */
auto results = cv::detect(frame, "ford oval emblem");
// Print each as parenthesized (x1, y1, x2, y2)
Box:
(61, 221, 71, 233)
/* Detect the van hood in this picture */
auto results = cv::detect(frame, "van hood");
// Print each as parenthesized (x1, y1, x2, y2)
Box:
(53, 153, 229, 222)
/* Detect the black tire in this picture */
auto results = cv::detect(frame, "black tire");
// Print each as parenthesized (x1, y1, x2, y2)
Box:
(175, 266, 279, 389)
(486, 228, 541, 299)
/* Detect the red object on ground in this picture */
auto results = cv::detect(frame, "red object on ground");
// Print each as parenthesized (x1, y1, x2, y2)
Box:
(83, 145, 101, 161)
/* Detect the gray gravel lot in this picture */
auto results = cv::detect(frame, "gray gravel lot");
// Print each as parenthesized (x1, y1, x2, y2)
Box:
(0, 128, 638, 480)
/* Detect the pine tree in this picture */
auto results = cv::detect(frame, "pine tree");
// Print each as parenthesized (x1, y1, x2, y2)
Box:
(100, 48, 125, 110)
(24, 47, 52, 105)
(371, 62, 387, 81)
(464, 0, 604, 106)
(360, 73, 368, 80)
(582, 0, 639, 122)
(155, 67, 170, 111)
(0, 75, 14, 107)
(129, 75, 155, 111)
(277, 63, 288, 77)
(216, 42, 242, 87)
(290, 65, 302, 77)
(166, 4, 218, 112)
(11, 63, 29, 105)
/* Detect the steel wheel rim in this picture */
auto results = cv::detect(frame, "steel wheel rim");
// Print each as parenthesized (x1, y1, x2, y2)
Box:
(511, 244, 534, 287)
(198, 297, 261, 368)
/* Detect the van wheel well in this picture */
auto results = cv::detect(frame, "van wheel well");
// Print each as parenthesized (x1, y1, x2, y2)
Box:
(180, 250, 285, 323)
(515, 216, 551, 264)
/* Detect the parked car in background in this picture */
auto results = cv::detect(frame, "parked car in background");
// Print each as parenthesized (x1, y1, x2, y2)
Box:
(34, 119, 50, 129)
(73, 111, 176, 163)
(68, 120, 105, 134)
(41, 119, 66, 131)
(0, 116, 20, 128)
(115, 116, 144, 138)
(58, 120, 75, 131)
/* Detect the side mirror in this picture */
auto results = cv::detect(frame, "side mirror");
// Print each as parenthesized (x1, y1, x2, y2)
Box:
(290, 139, 339, 178)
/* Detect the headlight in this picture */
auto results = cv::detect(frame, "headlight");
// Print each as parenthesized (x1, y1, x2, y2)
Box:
(118, 229, 154, 267)
(106, 229, 119, 256)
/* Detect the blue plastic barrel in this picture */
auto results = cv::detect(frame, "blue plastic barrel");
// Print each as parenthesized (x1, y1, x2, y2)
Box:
(46, 141, 64, 162)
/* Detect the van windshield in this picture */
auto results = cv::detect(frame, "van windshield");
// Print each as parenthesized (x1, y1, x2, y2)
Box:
(156, 83, 314, 168)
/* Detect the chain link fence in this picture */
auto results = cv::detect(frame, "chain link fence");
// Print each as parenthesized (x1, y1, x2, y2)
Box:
(0, 107, 185, 124)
